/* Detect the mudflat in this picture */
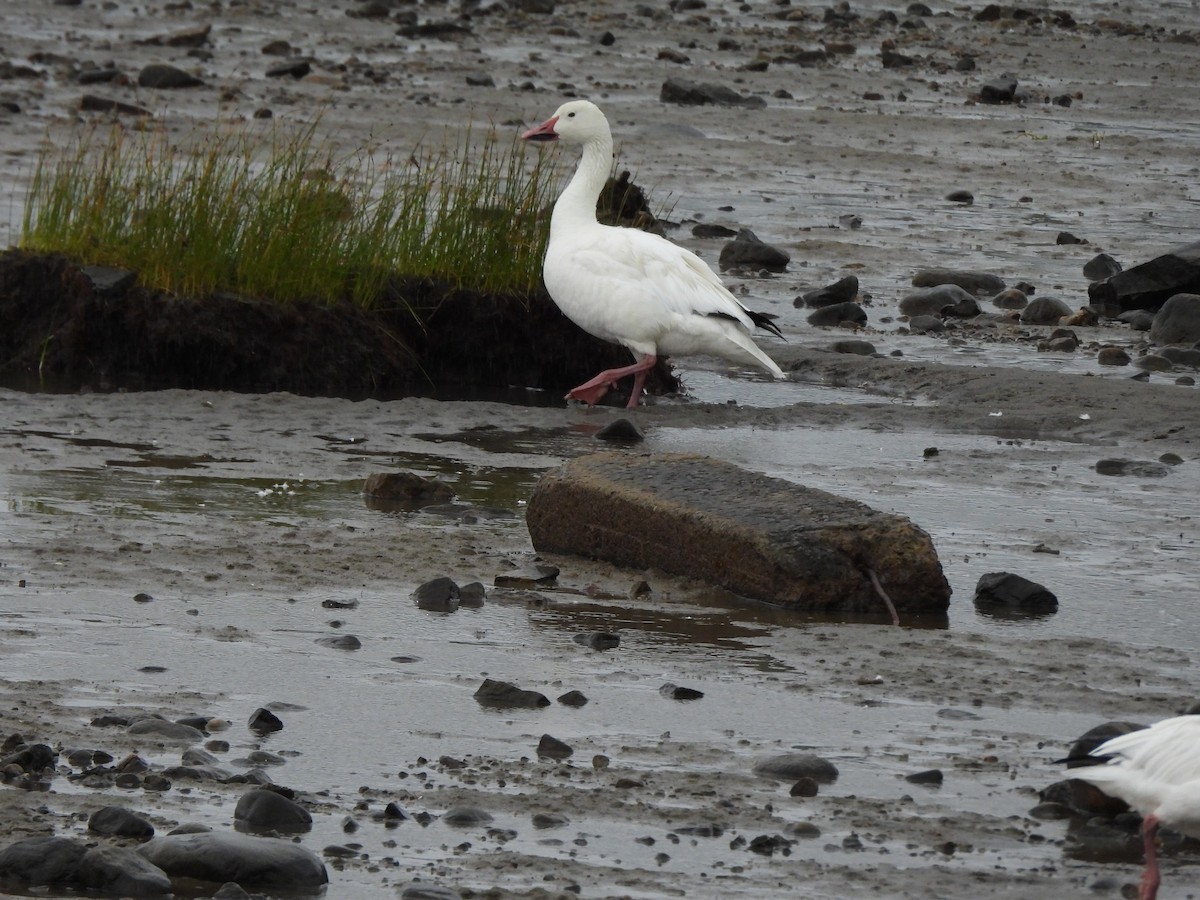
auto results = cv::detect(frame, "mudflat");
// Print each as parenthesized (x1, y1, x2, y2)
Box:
(2, 0, 1199, 897)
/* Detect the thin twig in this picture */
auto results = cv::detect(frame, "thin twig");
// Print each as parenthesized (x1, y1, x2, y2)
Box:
(867, 567, 900, 627)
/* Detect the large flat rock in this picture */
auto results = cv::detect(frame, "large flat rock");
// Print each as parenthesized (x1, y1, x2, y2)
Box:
(526, 452, 950, 615)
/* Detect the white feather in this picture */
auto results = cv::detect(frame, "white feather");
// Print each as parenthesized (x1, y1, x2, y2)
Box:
(1074, 714, 1200, 838)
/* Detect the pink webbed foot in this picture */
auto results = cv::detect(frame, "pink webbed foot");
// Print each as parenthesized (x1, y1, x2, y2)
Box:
(566, 354, 656, 409)
(566, 382, 614, 406)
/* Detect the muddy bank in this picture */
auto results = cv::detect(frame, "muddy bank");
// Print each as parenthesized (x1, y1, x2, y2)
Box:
(0, 249, 683, 400)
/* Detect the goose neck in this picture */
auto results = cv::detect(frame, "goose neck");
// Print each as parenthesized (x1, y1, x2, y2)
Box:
(551, 134, 613, 234)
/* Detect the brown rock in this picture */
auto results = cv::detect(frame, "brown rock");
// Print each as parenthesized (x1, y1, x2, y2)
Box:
(363, 472, 454, 510)
(525, 453, 950, 615)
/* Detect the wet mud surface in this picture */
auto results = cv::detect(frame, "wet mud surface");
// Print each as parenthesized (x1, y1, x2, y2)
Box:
(3, 0, 1200, 897)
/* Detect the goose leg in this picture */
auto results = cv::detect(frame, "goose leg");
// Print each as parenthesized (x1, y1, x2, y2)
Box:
(566, 354, 657, 408)
(1139, 814, 1161, 900)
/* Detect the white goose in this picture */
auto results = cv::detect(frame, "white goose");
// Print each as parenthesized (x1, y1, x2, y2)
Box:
(521, 100, 784, 409)
(1071, 714, 1200, 900)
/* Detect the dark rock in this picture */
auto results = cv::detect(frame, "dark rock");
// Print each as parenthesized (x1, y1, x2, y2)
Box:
(557, 690, 589, 707)
(1133, 354, 1175, 373)
(595, 418, 644, 443)
(247, 708, 284, 734)
(80, 94, 152, 116)
(746, 833, 793, 855)
(991, 288, 1029, 310)
(532, 812, 570, 829)
(137, 831, 328, 888)
(127, 719, 205, 742)
(1149, 293, 1200, 345)
(660, 78, 766, 108)
(911, 269, 1006, 294)
(442, 805, 493, 827)
(0, 742, 56, 773)
(797, 275, 859, 307)
(1062, 721, 1146, 768)
(413, 577, 460, 612)
(807, 301, 866, 327)
(78, 846, 171, 896)
(900, 284, 974, 317)
(1161, 346, 1200, 368)
(659, 682, 704, 701)
(945, 190, 974, 204)
(78, 67, 122, 84)
(1038, 329, 1079, 352)
(266, 60, 311, 79)
(89, 806, 155, 838)
(526, 452, 950, 614)
(234, 788, 313, 833)
(789, 776, 819, 797)
(905, 768, 944, 785)
(473, 678, 550, 709)
(1056, 231, 1086, 245)
(399, 883, 465, 900)
(397, 21, 472, 39)
(973, 572, 1058, 616)
(1097, 346, 1131, 366)
(1039, 778, 1131, 818)
(718, 229, 790, 273)
(979, 75, 1018, 104)
(458, 581, 486, 606)
(753, 753, 839, 783)
(573, 631, 621, 650)
(693, 223, 738, 239)
(364, 472, 454, 510)
(493, 565, 559, 588)
(137, 63, 203, 89)
(1083, 253, 1123, 282)
(907, 315, 944, 334)
(315, 634, 361, 650)
(1117, 309, 1155, 331)
(1020, 295, 1072, 325)
(536, 734, 574, 759)
(138, 24, 211, 48)
(0, 836, 88, 887)
(1095, 458, 1170, 478)
(1088, 240, 1200, 312)
(829, 339, 876, 356)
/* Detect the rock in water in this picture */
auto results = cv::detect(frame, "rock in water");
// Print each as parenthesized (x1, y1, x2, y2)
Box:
(1088, 239, 1200, 312)
(137, 831, 328, 889)
(1149, 293, 1200, 346)
(525, 453, 950, 615)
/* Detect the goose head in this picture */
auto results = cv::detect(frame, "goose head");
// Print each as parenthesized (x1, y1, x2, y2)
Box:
(521, 100, 610, 145)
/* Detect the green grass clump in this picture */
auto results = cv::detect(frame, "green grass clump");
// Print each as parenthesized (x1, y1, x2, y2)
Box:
(21, 119, 562, 307)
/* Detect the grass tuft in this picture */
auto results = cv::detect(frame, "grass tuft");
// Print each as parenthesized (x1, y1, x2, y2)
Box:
(21, 118, 564, 308)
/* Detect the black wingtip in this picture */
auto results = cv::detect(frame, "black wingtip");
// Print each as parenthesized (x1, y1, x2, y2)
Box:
(747, 308, 784, 340)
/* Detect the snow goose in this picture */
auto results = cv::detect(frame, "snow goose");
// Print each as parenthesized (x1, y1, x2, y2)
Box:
(521, 100, 784, 409)
(1070, 714, 1200, 900)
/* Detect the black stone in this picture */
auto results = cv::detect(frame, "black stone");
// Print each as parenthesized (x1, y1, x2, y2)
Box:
(536, 734, 574, 759)
(137, 831, 328, 888)
(234, 788, 313, 833)
(138, 63, 203, 89)
(806, 301, 866, 327)
(797, 275, 859, 308)
(0, 836, 88, 887)
(973, 572, 1058, 615)
(413, 577, 461, 611)
(718, 229, 789, 273)
(247, 708, 284, 734)
(89, 806, 155, 838)
(473, 678, 550, 709)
